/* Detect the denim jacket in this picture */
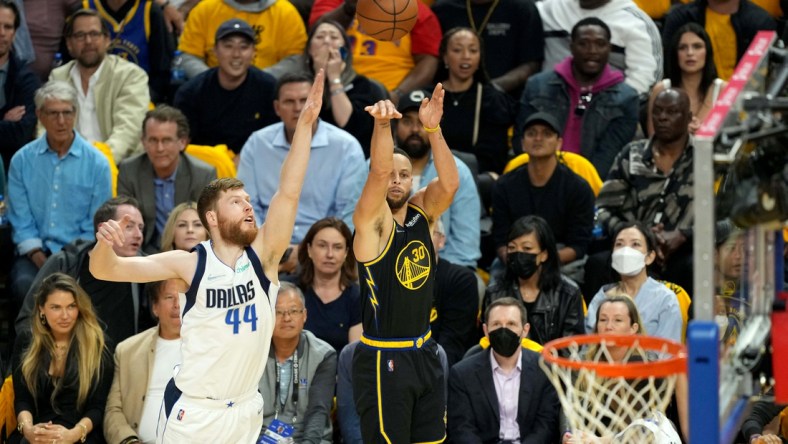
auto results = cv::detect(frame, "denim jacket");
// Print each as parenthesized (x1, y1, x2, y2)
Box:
(516, 69, 639, 179)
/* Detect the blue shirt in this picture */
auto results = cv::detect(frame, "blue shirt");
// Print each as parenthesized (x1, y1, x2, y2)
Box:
(153, 167, 177, 236)
(7, 131, 112, 254)
(303, 283, 362, 352)
(585, 276, 683, 343)
(237, 120, 366, 244)
(417, 153, 481, 268)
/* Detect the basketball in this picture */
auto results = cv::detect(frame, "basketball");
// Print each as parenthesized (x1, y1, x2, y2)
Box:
(355, 0, 418, 42)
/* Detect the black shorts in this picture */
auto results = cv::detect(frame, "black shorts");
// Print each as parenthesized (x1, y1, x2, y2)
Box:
(352, 338, 446, 443)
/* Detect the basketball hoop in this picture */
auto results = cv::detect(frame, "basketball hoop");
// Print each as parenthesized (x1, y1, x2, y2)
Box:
(540, 334, 687, 443)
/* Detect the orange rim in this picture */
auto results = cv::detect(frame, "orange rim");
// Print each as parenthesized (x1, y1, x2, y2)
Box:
(541, 334, 687, 379)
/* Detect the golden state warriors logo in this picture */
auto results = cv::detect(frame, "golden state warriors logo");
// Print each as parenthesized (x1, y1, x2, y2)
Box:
(395, 240, 431, 290)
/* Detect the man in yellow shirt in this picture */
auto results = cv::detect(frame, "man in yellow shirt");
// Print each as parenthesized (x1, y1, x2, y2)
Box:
(178, 0, 306, 79)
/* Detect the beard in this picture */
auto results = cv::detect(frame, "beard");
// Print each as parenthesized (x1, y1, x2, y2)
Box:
(77, 50, 104, 69)
(218, 214, 258, 246)
(399, 136, 430, 159)
(386, 193, 409, 211)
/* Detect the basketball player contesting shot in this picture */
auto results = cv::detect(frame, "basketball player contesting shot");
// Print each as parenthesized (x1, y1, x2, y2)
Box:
(89, 71, 326, 443)
(351, 83, 459, 443)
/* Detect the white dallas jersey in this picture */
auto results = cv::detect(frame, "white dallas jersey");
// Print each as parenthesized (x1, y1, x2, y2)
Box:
(175, 240, 278, 399)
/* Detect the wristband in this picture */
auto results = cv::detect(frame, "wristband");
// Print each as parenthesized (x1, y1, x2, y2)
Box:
(423, 124, 440, 133)
(77, 423, 87, 443)
(330, 78, 342, 85)
(120, 437, 141, 444)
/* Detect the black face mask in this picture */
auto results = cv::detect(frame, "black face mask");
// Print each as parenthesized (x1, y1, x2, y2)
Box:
(488, 327, 521, 357)
(507, 251, 540, 280)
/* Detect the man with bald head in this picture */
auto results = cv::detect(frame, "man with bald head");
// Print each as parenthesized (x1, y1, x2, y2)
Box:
(587, 88, 695, 294)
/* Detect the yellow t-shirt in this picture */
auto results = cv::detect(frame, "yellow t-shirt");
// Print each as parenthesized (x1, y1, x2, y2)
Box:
(705, 8, 738, 81)
(178, 0, 306, 70)
(348, 18, 414, 90)
(632, 0, 671, 19)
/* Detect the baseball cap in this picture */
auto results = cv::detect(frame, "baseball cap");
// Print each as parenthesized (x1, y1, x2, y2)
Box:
(397, 89, 431, 114)
(215, 18, 255, 43)
(522, 112, 562, 135)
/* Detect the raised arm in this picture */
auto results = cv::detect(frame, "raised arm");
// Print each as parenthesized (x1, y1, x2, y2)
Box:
(411, 83, 459, 224)
(255, 70, 325, 279)
(352, 100, 401, 262)
(89, 214, 195, 284)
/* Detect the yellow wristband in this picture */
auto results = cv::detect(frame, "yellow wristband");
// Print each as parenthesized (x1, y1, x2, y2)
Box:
(423, 124, 440, 133)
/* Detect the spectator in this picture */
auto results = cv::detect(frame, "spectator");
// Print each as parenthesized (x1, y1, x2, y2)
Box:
(83, 0, 174, 102)
(309, 0, 441, 103)
(537, 0, 663, 96)
(117, 106, 217, 253)
(492, 112, 595, 273)
(173, 18, 279, 155)
(178, 0, 306, 79)
(265, 18, 388, 157)
(395, 89, 481, 268)
(103, 279, 182, 444)
(648, 23, 726, 136)
(16, 196, 153, 345)
(432, 0, 544, 96)
(516, 17, 640, 179)
(336, 340, 450, 444)
(663, 0, 775, 81)
(295, 217, 361, 353)
(22, 0, 79, 81)
(585, 222, 683, 343)
(259, 282, 337, 444)
(237, 72, 366, 274)
(51, 8, 150, 163)
(589, 88, 695, 294)
(0, 0, 39, 172)
(13, 273, 114, 444)
(741, 391, 787, 444)
(447, 297, 560, 443)
(430, 218, 479, 367)
(482, 215, 585, 346)
(432, 27, 516, 175)
(7, 80, 111, 313)
(159, 201, 209, 252)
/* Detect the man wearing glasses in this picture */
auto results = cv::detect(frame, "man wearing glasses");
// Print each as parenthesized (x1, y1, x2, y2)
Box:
(49, 8, 150, 163)
(7, 79, 111, 313)
(515, 17, 639, 179)
(258, 282, 337, 444)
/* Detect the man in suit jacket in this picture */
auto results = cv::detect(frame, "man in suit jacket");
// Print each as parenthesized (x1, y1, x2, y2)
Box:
(49, 8, 150, 162)
(117, 105, 217, 253)
(448, 297, 560, 443)
(104, 279, 182, 444)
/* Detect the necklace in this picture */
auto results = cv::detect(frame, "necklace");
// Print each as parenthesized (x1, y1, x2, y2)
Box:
(466, 0, 501, 36)
(446, 88, 471, 106)
(53, 343, 67, 361)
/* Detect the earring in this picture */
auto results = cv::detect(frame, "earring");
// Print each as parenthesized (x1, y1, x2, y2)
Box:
(39, 314, 46, 326)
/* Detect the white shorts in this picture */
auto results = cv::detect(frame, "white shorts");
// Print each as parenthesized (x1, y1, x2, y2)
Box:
(156, 379, 264, 444)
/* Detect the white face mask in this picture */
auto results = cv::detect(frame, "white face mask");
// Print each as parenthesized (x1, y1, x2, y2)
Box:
(611, 246, 647, 277)
(715, 315, 729, 333)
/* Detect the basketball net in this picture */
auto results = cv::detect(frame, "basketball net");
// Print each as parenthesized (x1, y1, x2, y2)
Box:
(540, 335, 687, 444)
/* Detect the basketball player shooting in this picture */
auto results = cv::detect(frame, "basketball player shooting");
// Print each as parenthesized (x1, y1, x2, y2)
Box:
(352, 83, 459, 443)
(90, 71, 325, 443)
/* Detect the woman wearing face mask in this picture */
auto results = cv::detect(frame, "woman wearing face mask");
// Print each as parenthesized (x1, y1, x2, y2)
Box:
(585, 222, 683, 343)
(482, 215, 585, 345)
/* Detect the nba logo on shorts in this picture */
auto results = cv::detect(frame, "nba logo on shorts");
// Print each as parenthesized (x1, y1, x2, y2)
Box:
(387, 359, 394, 372)
(177, 409, 185, 421)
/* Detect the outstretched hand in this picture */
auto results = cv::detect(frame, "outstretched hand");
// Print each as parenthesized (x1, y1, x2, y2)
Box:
(96, 214, 131, 249)
(419, 83, 445, 130)
(364, 99, 402, 122)
(299, 69, 326, 125)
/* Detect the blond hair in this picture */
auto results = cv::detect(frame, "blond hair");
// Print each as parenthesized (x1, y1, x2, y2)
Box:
(160, 201, 208, 251)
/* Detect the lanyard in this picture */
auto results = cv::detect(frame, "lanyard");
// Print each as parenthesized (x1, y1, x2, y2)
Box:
(274, 350, 299, 423)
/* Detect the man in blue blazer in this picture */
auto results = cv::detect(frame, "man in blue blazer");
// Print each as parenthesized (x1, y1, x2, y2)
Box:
(448, 297, 560, 443)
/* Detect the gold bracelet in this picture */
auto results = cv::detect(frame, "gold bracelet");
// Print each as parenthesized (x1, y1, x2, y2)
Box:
(77, 423, 87, 443)
(17, 420, 29, 433)
(423, 124, 440, 133)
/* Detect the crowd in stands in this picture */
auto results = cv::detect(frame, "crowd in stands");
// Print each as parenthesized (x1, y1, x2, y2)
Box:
(0, 0, 787, 442)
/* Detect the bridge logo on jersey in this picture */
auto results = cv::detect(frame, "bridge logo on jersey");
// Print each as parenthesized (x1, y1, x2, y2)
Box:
(395, 240, 431, 290)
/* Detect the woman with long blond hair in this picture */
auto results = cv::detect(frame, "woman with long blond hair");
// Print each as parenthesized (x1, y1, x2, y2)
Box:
(159, 201, 209, 252)
(13, 273, 113, 444)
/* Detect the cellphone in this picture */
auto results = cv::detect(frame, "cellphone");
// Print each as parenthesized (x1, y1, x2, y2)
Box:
(339, 47, 348, 61)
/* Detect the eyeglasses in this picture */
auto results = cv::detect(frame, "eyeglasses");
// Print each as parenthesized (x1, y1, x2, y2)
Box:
(70, 31, 105, 42)
(574, 91, 593, 116)
(275, 308, 305, 318)
(42, 109, 76, 120)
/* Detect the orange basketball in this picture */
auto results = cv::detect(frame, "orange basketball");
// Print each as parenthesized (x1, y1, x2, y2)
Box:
(355, 0, 419, 41)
